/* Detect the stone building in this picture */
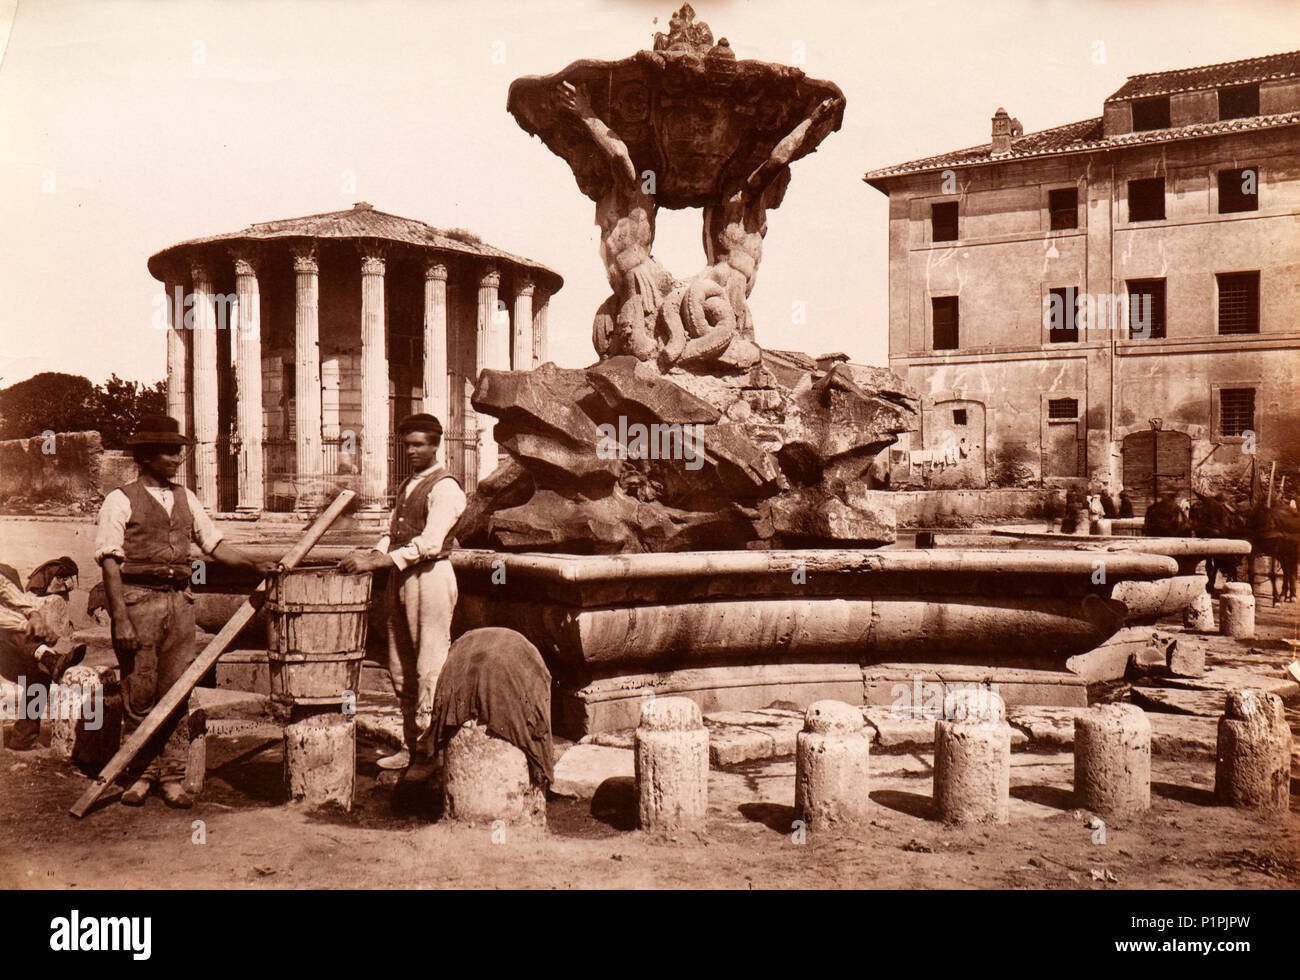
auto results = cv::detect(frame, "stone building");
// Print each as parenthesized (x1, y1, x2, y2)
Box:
(864, 51, 1300, 509)
(147, 202, 562, 514)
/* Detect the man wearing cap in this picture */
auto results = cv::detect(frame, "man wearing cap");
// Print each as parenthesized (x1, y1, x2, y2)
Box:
(95, 415, 272, 807)
(341, 413, 465, 771)
(0, 562, 85, 750)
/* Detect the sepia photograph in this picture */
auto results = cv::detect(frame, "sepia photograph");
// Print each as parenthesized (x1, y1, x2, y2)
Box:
(0, 0, 1297, 949)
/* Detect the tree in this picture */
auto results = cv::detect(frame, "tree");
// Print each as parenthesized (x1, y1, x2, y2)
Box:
(0, 372, 98, 439)
(94, 374, 167, 449)
(0, 372, 166, 447)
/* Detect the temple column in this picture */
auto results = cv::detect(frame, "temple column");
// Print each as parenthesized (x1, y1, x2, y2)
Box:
(231, 249, 264, 514)
(532, 290, 549, 366)
(189, 261, 219, 509)
(422, 261, 449, 427)
(163, 271, 192, 488)
(475, 268, 501, 480)
(512, 280, 534, 371)
(291, 246, 323, 497)
(359, 246, 389, 508)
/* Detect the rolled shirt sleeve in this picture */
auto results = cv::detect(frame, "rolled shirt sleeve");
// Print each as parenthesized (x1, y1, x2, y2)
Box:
(93, 485, 223, 564)
(388, 478, 467, 571)
(93, 488, 131, 564)
(0, 576, 37, 634)
(183, 488, 225, 556)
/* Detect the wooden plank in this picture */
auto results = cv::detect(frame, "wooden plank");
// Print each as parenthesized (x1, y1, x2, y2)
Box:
(70, 490, 357, 818)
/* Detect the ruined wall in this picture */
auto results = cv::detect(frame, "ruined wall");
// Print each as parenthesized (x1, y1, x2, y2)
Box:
(0, 432, 107, 514)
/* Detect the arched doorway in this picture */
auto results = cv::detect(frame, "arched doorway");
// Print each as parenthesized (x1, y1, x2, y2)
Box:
(1122, 429, 1191, 515)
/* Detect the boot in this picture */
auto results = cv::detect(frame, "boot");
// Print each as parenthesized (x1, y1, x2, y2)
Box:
(121, 778, 153, 806)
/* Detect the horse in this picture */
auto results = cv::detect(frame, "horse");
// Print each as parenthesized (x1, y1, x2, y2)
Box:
(1245, 502, 1299, 605)
(1188, 492, 1246, 594)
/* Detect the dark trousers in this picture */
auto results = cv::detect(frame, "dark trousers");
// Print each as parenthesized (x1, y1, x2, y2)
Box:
(114, 585, 196, 783)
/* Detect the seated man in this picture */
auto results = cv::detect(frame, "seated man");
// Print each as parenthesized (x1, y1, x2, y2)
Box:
(0, 563, 85, 750)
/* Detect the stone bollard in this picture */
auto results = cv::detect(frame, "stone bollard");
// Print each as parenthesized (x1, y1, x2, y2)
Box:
(635, 697, 709, 833)
(283, 707, 355, 811)
(1219, 582, 1255, 639)
(933, 689, 1011, 824)
(442, 721, 546, 827)
(1182, 591, 1216, 632)
(50, 665, 122, 768)
(1214, 690, 1291, 811)
(1074, 704, 1151, 819)
(795, 700, 871, 836)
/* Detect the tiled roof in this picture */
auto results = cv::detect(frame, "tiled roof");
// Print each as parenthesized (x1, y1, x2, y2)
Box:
(1106, 50, 1300, 102)
(864, 111, 1300, 187)
(147, 203, 563, 289)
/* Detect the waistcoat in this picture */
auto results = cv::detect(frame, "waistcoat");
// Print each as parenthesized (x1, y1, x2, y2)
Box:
(389, 466, 460, 551)
(121, 479, 193, 578)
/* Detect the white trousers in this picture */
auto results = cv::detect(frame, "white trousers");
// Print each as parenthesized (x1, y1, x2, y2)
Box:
(385, 559, 457, 749)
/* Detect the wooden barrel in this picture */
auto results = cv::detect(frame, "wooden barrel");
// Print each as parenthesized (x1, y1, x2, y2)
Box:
(265, 566, 373, 705)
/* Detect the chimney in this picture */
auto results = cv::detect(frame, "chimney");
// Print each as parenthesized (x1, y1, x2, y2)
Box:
(352, 201, 373, 210)
(991, 108, 1013, 156)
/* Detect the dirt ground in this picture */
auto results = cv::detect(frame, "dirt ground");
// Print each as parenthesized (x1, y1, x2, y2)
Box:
(2, 734, 1298, 890)
(1, 515, 1298, 889)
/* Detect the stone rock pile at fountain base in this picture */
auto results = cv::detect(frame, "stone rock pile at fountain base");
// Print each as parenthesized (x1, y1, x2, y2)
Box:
(458, 351, 918, 554)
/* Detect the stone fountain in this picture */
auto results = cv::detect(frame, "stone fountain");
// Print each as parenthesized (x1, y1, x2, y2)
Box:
(449, 5, 1180, 734)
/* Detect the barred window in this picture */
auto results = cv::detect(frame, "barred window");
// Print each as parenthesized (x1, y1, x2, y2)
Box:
(931, 202, 958, 242)
(1217, 272, 1260, 334)
(932, 296, 959, 350)
(1219, 388, 1255, 438)
(1048, 398, 1079, 420)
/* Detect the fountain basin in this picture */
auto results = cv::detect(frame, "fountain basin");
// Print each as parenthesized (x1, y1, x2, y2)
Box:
(450, 548, 1178, 734)
(985, 533, 1251, 622)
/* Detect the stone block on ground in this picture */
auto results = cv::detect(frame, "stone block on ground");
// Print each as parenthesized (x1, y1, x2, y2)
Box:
(50, 665, 122, 767)
(635, 697, 709, 833)
(443, 721, 547, 826)
(551, 743, 635, 799)
(1214, 689, 1291, 810)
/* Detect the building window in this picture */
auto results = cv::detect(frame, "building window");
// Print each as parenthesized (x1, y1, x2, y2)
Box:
(1219, 84, 1259, 120)
(1217, 272, 1260, 334)
(1126, 279, 1166, 339)
(931, 201, 958, 242)
(1218, 167, 1259, 213)
(932, 296, 959, 350)
(1128, 178, 1165, 222)
(1131, 96, 1171, 131)
(1048, 187, 1078, 230)
(1048, 398, 1079, 420)
(1047, 287, 1079, 343)
(1218, 388, 1255, 437)
(952, 408, 968, 426)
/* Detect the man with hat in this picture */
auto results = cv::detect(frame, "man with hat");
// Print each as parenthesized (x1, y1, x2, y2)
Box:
(341, 412, 465, 770)
(94, 415, 273, 806)
(0, 562, 86, 750)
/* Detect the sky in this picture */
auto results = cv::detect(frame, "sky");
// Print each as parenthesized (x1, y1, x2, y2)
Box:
(0, 0, 1295, 388)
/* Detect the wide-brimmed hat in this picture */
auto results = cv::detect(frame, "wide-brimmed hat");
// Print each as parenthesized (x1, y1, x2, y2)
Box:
(125, 415, 194, 447)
